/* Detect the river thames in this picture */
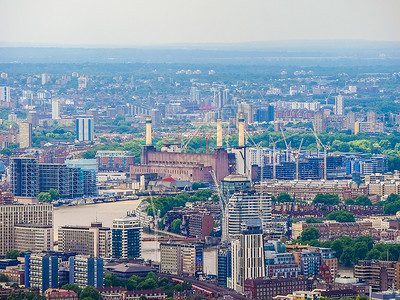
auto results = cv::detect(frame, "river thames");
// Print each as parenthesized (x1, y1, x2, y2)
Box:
(53, 200, 218, 275)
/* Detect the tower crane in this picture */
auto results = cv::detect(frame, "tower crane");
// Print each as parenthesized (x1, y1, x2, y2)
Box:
(312, 129, 331, 180)
(294, 139, 304, 180)
(181, 125, 203, 152)
(269, 132, 300, 180)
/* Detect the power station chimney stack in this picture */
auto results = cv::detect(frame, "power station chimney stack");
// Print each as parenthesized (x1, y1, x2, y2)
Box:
(146, 116, 152, 146)
(238, 114, 245, 147)
(217, 118, 223, 147)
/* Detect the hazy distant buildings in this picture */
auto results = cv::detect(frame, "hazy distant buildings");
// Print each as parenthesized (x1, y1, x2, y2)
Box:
(52, 99, 60, 119)
(41, 73, 50, 85)
(190, 87, 200, 103)
(78, 75, 87, 89)
(0, 86, 10, 102)
(76, 116, 94, 142)
(334, 95, 343, 115)
(18, 122, 32, 148)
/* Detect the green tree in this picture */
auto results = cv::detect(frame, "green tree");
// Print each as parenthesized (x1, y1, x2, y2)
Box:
(326, 210, 355, 223)
(355, 195, 372, 206)
(104, 273, 123, 287)
(79, 286, 101, 300)
(340, 247, 355, 266)
(305, 217, 323, 224)
(345, 198, 355, 205)
(48, 189, 60, 200)
(354, 242, 369, 263)
(38, 192, 52, 203)
(61, 284, 82, 295)
(301, 227, 319, 241)
(277, 192, 292, 203)
(313, 193, 340, 205)
(331, 240, 344, 258)
(170, 219, 182, 234)
(6, 250, 21, 259)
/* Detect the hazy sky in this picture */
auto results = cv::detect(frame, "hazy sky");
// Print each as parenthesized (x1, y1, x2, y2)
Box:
(1, 0, 400, 46)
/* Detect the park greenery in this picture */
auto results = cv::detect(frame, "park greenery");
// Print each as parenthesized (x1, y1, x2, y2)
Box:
(102, 272, 191, 298)
(296, 228, 400, 267)
(144, 190, 214, 219)
(32, 128, 75, 148)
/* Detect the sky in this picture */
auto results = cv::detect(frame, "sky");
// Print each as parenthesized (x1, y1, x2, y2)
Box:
(1, 0, 400, 46)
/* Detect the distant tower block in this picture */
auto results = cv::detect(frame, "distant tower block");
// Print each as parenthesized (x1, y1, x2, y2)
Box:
(52, 100, 59, 120)
(217, 118, 223, 147)
(238, 115, 245, 147)
(146, 116, 152, 146)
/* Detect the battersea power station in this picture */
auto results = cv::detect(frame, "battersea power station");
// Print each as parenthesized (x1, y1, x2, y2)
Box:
(130, 117, 237, 183)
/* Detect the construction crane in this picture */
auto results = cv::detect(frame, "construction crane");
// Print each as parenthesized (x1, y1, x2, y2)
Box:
(210, 169, 229, 242)
(312, 129, 331, 180)
(280, 127, 291, 162)
(286, 193, 296, 241)
(294, 138, 304, 180)
(181, 125, 203, 152)
(148, 192, 159, 262)
(269, 132, 300, 180)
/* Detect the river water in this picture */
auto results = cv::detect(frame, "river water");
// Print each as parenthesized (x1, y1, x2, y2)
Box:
(53, 201, 218, 275)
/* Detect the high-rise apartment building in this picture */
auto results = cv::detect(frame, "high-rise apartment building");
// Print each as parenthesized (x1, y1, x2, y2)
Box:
(25, 253, 61, 293)
(334, 95, 343, 115)
(0, 203, 53, 255)
(217, 247, 231, 287)
(10, 157, 97, 198)
(52, 100, 60, 119)
(76, 116, 94, 142)
(58, 222, 111, 258)
(14, 224, 53, 253)
(112, 216, 141, 259)
(0, 86, 10, 102)
(69, 255, 104, 289)
(227, 190, 272, 236)
(232, 218, 265, 294)
(19, 122, 32, 149)
(10, 157, 39, 197)
(160, 242, 203, 277)
(189, 87, 200, 103)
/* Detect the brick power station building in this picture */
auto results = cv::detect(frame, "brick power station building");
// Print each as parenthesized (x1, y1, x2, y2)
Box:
(130, 117, 229, 182)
